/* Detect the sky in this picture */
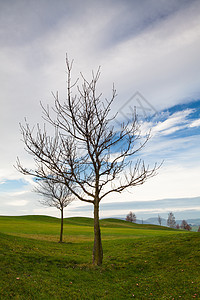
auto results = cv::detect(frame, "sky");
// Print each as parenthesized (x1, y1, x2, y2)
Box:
(0, 0, 200, 221)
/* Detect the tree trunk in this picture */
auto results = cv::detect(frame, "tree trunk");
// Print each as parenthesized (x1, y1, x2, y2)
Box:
(59, 207, 64, 243)
(93, 201, 103, 266)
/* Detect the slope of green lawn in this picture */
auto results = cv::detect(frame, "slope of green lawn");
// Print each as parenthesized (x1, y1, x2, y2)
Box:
(0, 216, 200, 299)
(0, 215, 183, 242)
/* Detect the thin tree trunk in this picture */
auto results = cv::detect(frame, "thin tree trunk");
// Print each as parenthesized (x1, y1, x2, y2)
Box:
(59, 207, 64, 243)
(93, 201, 103, 265)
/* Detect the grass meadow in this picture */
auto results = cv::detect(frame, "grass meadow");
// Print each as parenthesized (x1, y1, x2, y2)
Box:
(0, 215, 200, 299)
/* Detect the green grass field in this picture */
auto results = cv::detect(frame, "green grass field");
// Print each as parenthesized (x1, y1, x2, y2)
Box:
(0, 215, 200, 299)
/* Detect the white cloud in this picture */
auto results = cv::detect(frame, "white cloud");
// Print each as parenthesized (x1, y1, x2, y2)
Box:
(159, 125, 186, 136)
(189, 119, 200, 128)
(152, 109, 193, 134)
(7, 191, 29, 197)
(108, 152, 124, 162)
(139, 107, 199, 139)
(7, 200, 29, 207)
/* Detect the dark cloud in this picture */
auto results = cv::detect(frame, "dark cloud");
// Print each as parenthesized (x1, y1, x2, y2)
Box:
(0, 0, 86, 46)
(100, 0, 196, 48)
(72, 197, 200, 211)
(69, 196, 200, 219)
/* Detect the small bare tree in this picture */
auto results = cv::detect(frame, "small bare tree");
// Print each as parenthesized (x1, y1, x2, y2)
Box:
(167, 212, 176, 228)
(158, 214, 162, 226)
(126, 211, 136, 223)
(180, 220, 188, 230)
(185, 224, 191, 231)
(180, 220, 191, 231)
(16, 55, 160, 265)
(35, 178, 74, 242)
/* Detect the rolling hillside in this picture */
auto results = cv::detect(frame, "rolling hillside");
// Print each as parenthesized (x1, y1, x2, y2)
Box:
(0, 216, 200, 299)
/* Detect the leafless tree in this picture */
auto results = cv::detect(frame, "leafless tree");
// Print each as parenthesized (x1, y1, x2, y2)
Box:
(185, 224, 191, 231)
(180, 220, 188, 230)
(198, 226, 200, 232)
(180, 220, 191, 231)
(167, 212, 176, 228)
(126, 211, 136, 223)
(16, 55, 160, 265)
(35, 177, 74, 242)
(158, 214, 162, 226)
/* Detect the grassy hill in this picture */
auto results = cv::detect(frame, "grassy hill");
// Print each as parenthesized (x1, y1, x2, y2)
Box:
(0, 216, 200, 299)
(0, 215, 182, 243)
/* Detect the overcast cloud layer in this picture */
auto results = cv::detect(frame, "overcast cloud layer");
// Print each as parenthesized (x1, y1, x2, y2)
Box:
(0, 0, 200, 219)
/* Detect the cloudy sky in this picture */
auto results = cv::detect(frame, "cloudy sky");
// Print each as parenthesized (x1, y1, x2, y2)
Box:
(0, 0, 200, 220)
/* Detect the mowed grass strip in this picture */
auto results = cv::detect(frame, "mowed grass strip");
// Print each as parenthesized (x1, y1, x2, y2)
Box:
(0, 216, 200, 299)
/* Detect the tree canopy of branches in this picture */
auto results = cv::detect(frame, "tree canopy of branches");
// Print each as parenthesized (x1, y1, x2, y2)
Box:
(35, 178, 74, 242)
(16, 55, 160, 265)
(126, 211, 136, 223)
(167, 212, 176, 228)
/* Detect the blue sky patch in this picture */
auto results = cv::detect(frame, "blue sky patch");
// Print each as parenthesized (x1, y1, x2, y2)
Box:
(0, 179, 28, 193)
(149, 99, 200, 139)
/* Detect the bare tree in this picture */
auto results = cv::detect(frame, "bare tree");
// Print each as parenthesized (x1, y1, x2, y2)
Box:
(185, 224, 191, 231)
(35, 178, 74, 242)
(16, 55, 160, 265)
(198, 226, 200, 232)
(180, 220, 191, 231)
(167, 212, 176, 228)
(158, 214, 162, 226)
(126, 211, 136, 223)
(180, 220, 188, 230)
